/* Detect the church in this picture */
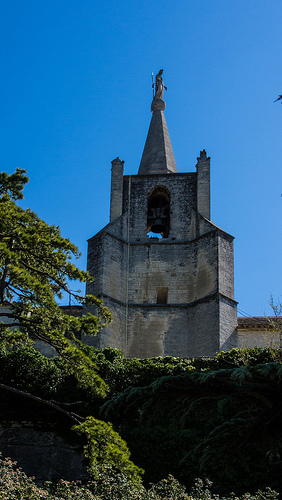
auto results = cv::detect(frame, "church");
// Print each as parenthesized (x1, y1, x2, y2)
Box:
(85, 70, 238, 358)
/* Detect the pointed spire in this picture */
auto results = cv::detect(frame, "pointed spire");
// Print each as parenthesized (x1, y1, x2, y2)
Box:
(138, 71, 177, 175)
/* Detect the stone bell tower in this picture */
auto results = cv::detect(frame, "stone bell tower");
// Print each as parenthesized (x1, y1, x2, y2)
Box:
(86, 70, 237, 358)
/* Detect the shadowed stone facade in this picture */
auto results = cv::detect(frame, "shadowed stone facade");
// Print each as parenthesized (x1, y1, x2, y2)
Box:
(0, 422, 87, 483)
(86, 80, 237, 358)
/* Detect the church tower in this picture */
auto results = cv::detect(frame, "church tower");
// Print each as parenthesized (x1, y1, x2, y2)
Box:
(86, 71, 237, 358)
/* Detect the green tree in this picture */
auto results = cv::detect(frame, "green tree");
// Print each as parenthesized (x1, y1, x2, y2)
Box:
(0, 169, 145, 484)
(74, 416, 144, 485)
(101, 353, 282, 493)
(0, 168, 111, 395)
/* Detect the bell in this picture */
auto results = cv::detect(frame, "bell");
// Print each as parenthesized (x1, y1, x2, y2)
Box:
(150, 218, 166, 234)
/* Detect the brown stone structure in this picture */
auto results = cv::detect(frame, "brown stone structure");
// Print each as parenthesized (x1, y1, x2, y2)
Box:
(86, 81, 237, 358)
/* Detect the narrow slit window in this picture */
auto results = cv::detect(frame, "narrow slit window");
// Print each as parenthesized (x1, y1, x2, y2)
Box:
(157, 287, 168, 304)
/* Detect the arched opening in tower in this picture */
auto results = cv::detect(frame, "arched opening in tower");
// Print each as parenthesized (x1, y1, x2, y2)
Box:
(147, 186, 170, 238)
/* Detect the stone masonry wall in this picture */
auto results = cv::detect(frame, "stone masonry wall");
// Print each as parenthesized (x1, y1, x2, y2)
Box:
(219, 295, 238, 351)
(126, 298, 221, 358)
(218, 232, 235, 299)
(127, 234, 218, 305)
(123, 173, 197, 240)
(0, 422, 87, 483)
(86, 168, 236, 358)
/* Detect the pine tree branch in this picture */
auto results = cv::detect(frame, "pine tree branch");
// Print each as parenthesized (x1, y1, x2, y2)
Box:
(0, 382, 84, 424)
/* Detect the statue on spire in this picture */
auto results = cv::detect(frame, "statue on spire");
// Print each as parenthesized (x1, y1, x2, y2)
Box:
(154, 69, 167, 100)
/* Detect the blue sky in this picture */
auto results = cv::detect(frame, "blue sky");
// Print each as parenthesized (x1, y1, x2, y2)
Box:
(1, 0, 282, 316)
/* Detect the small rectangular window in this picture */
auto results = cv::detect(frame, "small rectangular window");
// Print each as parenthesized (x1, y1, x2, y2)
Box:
(157, 287, 168, 304)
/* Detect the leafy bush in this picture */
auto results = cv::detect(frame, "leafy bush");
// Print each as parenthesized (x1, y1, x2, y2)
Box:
(1, 345, 282, 493)
(0, 347, 63, 397)
(73, 416, 144, 485)
(0, 453, 279, 500)
(83, 346, 282, 398)
(101, 362, 282, 493)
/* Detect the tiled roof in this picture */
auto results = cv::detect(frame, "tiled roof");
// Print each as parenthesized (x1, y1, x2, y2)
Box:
(237, 316, 279, 329)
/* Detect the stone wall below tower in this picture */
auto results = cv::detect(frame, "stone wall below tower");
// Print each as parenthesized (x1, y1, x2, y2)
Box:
(126, 299, 221, 358)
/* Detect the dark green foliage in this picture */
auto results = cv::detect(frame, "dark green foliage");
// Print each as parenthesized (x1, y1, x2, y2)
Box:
(83, 346, 282, 399)
(2, 337, 282, 493)
(0, 345, 104, 423)
(0, 346, 63, 397)
(120, 426, 199, 486)
(214, 346, 282, 367)
(0, 345, 144, 483)
(83, 346, 195, 395)
(100, 353, 282, 493)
